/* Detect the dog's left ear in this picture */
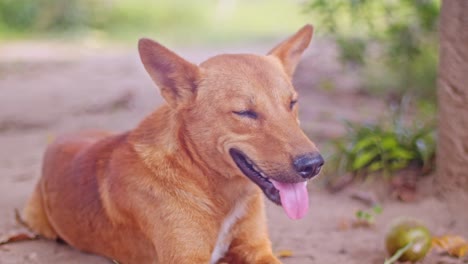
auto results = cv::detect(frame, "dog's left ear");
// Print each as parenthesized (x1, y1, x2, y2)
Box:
(138, 38, 200, 108)
(268, 24, 313, 77)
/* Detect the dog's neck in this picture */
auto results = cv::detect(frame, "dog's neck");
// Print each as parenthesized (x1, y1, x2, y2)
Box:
(129, 105, 220, 179)
(131, 105, 178, 151)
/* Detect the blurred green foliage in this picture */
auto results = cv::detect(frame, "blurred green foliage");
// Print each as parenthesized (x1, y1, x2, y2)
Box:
(0, 0, 310, 43)
(0, 0, 89, 32)
(328, 97, 436, 179)
(305, 0, 440, 101)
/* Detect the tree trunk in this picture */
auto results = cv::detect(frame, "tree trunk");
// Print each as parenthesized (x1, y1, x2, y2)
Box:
(436, 0, 468, 192)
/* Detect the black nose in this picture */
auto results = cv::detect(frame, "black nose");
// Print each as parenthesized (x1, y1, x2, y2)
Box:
(293, 153, 324, 179)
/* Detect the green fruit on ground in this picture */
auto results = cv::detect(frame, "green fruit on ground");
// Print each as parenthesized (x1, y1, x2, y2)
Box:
(385, 219, 432, 262)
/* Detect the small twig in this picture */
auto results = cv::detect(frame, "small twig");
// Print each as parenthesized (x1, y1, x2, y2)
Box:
(350, 191, 378, 206)
(14, 209, 28, 228)
(383, 241, 414, 264)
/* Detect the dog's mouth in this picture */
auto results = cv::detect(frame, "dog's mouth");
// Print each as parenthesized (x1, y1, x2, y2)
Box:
(229, 149, 281, 205)
(229, 148, 309, 220)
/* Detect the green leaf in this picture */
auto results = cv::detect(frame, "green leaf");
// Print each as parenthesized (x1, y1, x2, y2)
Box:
(363, 212, 372, 220)
(356, 210, 364, 219)
(352, 149, 379, 170)
(381, 135, 398, 150)
(389, 159, 410, 171)
(368, 161, 383, 172)
(366, 214, 375, 223)
(372, 205, 383, 214)
(388, 147, 415, 160)
(352, 136, 376, 153)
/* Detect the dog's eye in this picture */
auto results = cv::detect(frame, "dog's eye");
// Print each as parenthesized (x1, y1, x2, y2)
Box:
(290, 100, 298, 110)
(233, 110, 258, 119)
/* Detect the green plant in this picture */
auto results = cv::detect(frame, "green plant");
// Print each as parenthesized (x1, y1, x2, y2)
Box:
(329, 97, 436, 178)
(356, 204, 382, 225)
(0, 0, 91, 32)
(304, 0, 440, 101)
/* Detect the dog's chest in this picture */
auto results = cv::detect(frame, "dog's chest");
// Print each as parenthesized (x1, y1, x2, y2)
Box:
(210, 200, 248, 264)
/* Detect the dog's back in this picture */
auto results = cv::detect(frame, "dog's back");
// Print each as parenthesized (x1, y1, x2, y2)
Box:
(24, 131, 111, 239)
(24, 131, 156, 263)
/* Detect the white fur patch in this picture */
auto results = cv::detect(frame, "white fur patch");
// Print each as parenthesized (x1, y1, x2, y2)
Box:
(210, 200, 247, 264)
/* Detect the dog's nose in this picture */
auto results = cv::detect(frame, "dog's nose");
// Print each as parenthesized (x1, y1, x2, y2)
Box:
(293, 153, 324, 179)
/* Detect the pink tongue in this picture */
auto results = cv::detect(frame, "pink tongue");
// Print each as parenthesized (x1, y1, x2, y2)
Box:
(271, 180, 309, 220)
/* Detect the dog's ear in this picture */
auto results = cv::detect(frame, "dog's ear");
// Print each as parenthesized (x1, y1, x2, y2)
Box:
(138, 38, 200, 108)
(268, 24, 313, 77)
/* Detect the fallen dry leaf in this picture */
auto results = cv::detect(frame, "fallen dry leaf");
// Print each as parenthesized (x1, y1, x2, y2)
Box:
(337, 218, 351, 231)
(276, 249, 294, 258)
(392, 186, 417, 202)
(432, 235, 468, 258)
(47, 134, 55, 143)
(337, 218, 376, 230)
(0, 232, 37, 245)
(0, 209, 38, 246)
(351, 219, 375, 229)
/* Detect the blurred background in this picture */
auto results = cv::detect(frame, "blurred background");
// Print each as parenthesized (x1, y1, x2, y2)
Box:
(0, 0, 440, 172)
(2, 1, 467, 264)
(0, 0, 314, 43)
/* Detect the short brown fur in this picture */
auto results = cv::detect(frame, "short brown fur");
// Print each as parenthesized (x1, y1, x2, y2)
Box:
(23, 25, 318, 264)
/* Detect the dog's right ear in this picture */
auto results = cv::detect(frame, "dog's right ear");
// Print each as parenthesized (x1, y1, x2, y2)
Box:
(268, 24, 313, 77)
(138, 38, 200, 108)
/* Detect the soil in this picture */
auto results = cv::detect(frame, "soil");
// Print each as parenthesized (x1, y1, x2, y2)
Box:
(0, 39, 467, 264)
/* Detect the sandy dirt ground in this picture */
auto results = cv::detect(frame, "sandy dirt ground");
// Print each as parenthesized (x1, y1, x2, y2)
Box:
(0, 39, 467, 264)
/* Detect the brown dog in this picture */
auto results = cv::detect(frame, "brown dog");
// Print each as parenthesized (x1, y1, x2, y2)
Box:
(22, 24, 323, 264)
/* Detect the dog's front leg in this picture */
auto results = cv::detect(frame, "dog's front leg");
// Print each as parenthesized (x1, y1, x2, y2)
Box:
(220, 243, 281, 264)
(138, 205, 217, 264)
(149, 223, 216, 264)
(219, 195, 282, 264)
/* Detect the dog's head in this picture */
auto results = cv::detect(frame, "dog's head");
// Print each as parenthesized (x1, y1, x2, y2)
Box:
(138, 25, 323, 219)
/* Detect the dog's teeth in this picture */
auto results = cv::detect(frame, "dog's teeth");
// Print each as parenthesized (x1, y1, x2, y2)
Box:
(244, 158, 269, 180)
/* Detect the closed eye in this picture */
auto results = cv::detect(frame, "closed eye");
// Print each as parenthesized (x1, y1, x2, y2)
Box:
(233, 110, 258, 119)
(290, 99, 298, 110)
